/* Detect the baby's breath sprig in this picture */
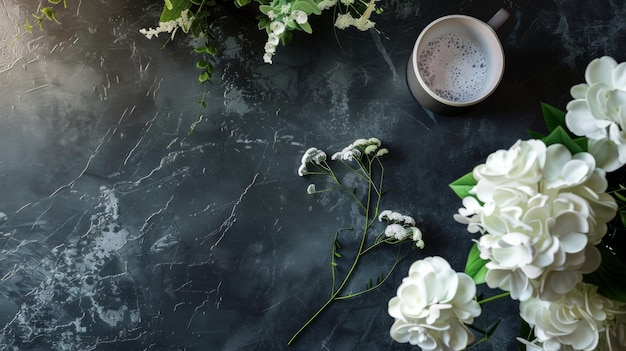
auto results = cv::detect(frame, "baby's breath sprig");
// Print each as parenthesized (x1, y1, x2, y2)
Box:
(290, 138, 425, 345)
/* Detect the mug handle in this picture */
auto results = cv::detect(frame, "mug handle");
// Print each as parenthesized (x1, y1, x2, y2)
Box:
(486, 8, 511, 31)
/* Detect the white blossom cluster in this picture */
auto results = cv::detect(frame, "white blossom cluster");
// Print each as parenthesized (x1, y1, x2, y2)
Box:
(378, 210, 424, 248)
(297, 147, 327, 177)
(139, 9, 194, 40)
(388, 256, 481, 350)
(566, 56, 626, 172)
(330, 137, 388, 161)
(263, 8, 309, 64)
(318, 0, 377, 31)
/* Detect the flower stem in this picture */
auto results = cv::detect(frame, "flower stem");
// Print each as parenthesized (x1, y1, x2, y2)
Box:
(478, 291, 510, 305)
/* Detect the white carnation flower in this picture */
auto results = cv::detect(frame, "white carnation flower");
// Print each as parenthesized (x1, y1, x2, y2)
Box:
(472, 139, 546, 203)
(520, 283, 624, 351)
(565, 56, 626, 172)
(455, 139, 617, 301)
(388, 257, 481, 350)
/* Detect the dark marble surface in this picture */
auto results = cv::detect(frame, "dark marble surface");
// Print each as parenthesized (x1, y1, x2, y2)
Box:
(0, 0, 624, 350)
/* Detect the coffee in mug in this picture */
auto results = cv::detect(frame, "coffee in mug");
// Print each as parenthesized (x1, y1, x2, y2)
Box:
(407, 9, 510, 114)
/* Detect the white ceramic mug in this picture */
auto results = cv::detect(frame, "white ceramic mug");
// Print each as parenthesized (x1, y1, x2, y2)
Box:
(407, 9, 510, 114)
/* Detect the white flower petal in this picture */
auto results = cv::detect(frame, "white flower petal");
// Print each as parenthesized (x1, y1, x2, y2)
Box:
(607, 89, 626, 119)
(587, 139, 624, 172)
(565, 99, 610, 138)
(570, 83, 590, 99)
(612, 61, 626, 90)
(585, 56, 617, 85)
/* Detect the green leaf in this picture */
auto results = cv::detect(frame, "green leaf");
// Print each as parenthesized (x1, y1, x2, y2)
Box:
(540, 102, 567, 133)
(583, 245, 626, 303)
(160, 0, 192, 22)
(40, 7, 59, 22)
(527, 129, 546, 139)
(298, 21, 313, 34)
(234, 0, 250, 7)
(196, 60, 209, 69)
(486, 318, 502, 337)
(205, 45, 217, 55)
(449, 172, 477, 199)
(24, 18, 33, 33)
(518, 319, 533, 351)
(198, 71, 210, 83)
(48, 0, 63, 4)
(465, 243, 488, 284)
(259, 5, 274, 15)
(292, 0, 321, 15)
(257, 17, 270, 30)
(541, 126, 587, 154)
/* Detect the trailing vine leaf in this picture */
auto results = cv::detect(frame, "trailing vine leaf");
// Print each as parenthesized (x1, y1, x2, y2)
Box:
(465, 243, 488, 284)
(449, 172, 477, 200)
(40, 7, 60, 23)
(47, 0, 66, 6)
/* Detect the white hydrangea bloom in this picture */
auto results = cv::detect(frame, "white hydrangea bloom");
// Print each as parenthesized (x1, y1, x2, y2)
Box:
(565, 56, 626, 172)
(388, 257, 481, 350)
(455, 139, 617, 301)
(520, 283, 624, 351)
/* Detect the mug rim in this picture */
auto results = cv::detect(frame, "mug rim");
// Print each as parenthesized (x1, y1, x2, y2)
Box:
(411, 14, 505, 107)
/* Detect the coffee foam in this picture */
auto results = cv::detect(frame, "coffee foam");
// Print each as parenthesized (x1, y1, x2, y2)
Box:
(417, 33, 488, 102)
